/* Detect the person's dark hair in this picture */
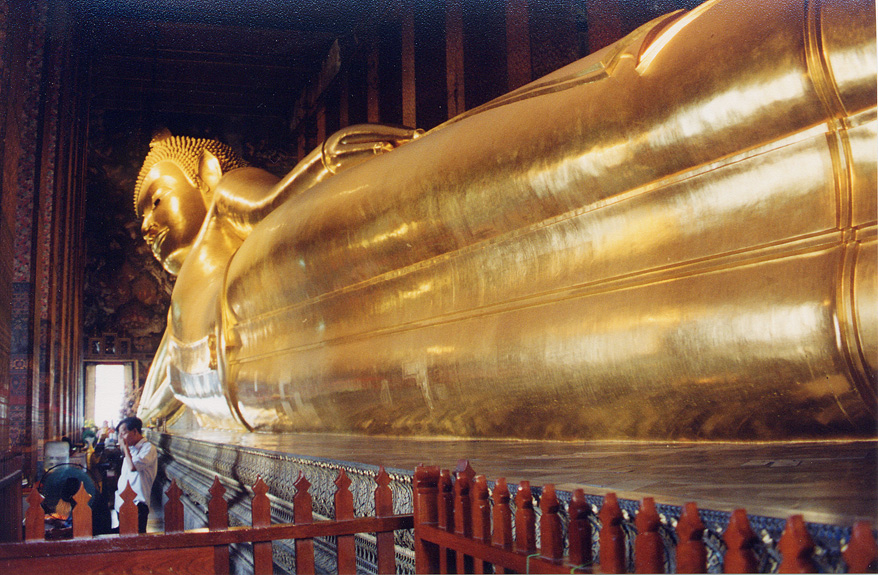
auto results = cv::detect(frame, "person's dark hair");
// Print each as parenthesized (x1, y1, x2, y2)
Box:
(117, 416, 143, 434)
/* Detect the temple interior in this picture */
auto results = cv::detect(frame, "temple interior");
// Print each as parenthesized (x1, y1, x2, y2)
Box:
(0, 0, 875, 573)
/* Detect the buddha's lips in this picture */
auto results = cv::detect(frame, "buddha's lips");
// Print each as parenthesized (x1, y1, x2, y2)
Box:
(150, 229, 167, 257)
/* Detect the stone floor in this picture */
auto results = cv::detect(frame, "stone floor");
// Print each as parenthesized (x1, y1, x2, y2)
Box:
(169, 430, 877, 526)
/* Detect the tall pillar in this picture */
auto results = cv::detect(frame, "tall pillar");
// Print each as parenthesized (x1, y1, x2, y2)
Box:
(316, 102, 326, 144)
(367, 33, 380, 124)
(446, 0, 465, 119)
(506, 0, 532, 91)
(338, 69, 350, 128)
(0, 0, 13, 460)
(4, 0, 50, 478)
(0, 0, 85, 476)
(584, 0, 623, 54)
(401, 4, 416, 128)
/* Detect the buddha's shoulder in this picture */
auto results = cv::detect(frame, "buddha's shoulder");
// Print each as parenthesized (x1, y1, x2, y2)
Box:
(216, 167, 280, 199)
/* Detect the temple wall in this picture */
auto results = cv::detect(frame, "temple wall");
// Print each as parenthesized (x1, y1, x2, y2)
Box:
(0, 0, 11, 464)
(2, 0, 51, 475)
(0, 0, 88, 476)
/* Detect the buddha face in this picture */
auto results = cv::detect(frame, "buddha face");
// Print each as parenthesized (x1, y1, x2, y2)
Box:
(138, 160, 208, 275)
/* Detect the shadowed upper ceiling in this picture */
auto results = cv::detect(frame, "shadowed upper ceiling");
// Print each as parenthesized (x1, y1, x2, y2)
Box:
(79, 0, 383, 120)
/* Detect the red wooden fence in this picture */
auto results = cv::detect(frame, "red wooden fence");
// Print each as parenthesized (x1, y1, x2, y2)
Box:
(0, 466, 412, 575)
(1, 458, 875, 574)
(412, 462, 878, 574)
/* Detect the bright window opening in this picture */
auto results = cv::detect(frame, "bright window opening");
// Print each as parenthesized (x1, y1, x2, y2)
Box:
(94, 364, 126, 426)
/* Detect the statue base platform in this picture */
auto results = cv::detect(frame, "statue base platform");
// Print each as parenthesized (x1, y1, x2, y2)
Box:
(149, 429, 877, 573)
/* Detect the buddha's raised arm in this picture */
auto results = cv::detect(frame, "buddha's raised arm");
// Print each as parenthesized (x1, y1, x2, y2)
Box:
(213, 124, 421, 238)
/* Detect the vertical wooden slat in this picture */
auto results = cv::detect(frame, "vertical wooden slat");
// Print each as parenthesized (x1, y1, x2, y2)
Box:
(634, 497, 664, 574)
(455, 459, 476, 484)
(25, 487, 45, 540)
(445, 0, 465, 118)
(71, 482, 92, 538)
(438, 469, 455, 573)
(843, 521, 877, 573)
(675, 502, 706, 574)
(492, 477, 513, 575)
(454, 472, 473, 574)
(375, 466, 396, 575)
(778, 515, 816, 573)
(598, 492, 626, 574)
(567, 489, 592, 568)
(293, 473, 316, 574)
(505, 0, 532, 90)
(334, 469, 356, 575)
(297, 133, 307, 163)
(251, 476, 272, 575)
(413, 465, 441, 575)
(514, 481, 536, 554)
(453, 473, 472, 538)
(539, 484, 563, 561)
(723, 509, 758, 574)
(366, 31, 380, 123)
(472, 475, 491, 574)
(401, 2, 416, 127)
(164, 479, 184, 533)
(316, 103, 326, 146)
(583, 0, 623, 54)
(338, 70, 350, 128)
(118, 481, 138, 536)
(491, 477, 512, 547)
(208, 476, 230, 575)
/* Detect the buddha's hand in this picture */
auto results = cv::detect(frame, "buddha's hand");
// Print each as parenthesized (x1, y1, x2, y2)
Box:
(322, 124, 423, 174)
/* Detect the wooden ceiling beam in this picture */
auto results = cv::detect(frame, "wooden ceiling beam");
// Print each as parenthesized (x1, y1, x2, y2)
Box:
(91, 60, 300, 89)
(92, 82, 293, 106)
(89, 94, 288, 118)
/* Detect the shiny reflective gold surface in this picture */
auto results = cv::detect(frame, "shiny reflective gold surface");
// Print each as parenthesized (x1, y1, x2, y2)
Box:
(137, 0, 877, 440)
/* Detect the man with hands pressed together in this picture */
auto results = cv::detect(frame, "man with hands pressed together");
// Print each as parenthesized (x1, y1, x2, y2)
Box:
(112, 416, 157, 533)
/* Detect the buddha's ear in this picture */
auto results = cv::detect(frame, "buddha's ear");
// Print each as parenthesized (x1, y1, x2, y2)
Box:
(198, 150, 223, 193)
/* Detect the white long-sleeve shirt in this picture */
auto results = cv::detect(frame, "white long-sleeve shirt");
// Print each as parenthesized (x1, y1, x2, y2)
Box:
(113, 437, 157, 519)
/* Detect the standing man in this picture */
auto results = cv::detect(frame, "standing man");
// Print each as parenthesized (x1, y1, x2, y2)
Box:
(113, 416, 157, 533)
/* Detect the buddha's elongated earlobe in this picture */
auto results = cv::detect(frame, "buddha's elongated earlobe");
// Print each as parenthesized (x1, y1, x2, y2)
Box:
(198, 150, 223, 199)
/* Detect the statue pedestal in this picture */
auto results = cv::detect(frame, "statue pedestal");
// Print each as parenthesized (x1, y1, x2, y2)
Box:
(149, 429, 876, 574)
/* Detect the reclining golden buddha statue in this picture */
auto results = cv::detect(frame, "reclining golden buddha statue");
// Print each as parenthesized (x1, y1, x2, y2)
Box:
(136, 0, 876, 440)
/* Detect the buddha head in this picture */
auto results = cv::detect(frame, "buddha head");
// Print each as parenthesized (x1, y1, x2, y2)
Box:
(134, 130, 247, 274)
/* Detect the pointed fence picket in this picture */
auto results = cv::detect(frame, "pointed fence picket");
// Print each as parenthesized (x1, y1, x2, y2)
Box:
(208, 477, 229, 574)
(724, 508, 759, 573)
(634, 497, 664, 573)
(599, 491, 626, 573)
(675, 501, 707, 573)
(491, 477, 514, 574)
(845, 521, 878, 573)
(164, 479, 184, 532)
(438, 468, 456, 572)
(334, 469, 357, 575)
(567, 489, 592, 569)
(251, 476, 271, 575)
